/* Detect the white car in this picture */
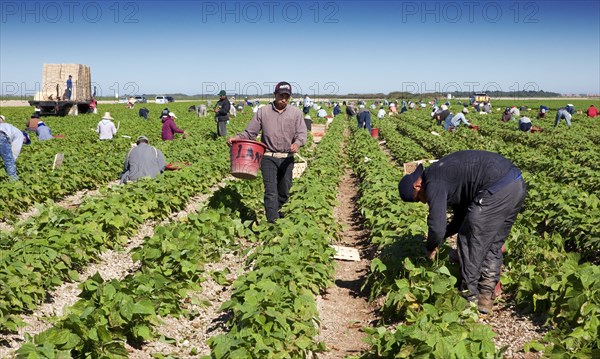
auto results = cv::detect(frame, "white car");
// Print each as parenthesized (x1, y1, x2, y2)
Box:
(155, 95, 167, 104)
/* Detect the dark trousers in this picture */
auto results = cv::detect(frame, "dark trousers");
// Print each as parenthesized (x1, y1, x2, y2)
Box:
(261, 156, 294, 223)
(457, 178, 526, 298)
(217, 120, 227, 137)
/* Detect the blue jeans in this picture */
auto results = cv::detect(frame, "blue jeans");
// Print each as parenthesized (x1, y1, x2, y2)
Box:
(443, 113, 454, 130)
(554, 109, 572, 127)
(0, 133, 18, 180)
(261, 156, 294, 223)
(357, 113, 372, 132)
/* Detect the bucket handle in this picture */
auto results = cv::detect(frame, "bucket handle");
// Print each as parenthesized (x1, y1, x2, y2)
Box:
(295, 153, 307, 164)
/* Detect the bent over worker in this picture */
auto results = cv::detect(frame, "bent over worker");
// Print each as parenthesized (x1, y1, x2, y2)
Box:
(227, 81, 307, 223)
(398, 150, 526, 314)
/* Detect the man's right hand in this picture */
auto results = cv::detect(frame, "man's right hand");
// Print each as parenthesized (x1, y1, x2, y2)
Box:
(226, 137, 237, 146)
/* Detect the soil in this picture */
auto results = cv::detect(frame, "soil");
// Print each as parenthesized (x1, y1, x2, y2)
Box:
(0, 131, 551, 358)
(0, 178, 234, 358)
(316, 168, 378, 358)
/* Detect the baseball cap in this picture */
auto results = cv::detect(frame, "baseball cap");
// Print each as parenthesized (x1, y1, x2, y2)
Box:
(168, 112, 177, 118)
(219, 90, 226, 96)
(274, 81, 292, 95)
(398, 164, 424, 202)
(462, 108, 469, 114)
(440, 105, 448, 111)
(136, 135, 149, 144)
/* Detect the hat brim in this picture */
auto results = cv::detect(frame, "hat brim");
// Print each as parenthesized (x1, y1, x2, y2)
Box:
(398, 164, 424, 202)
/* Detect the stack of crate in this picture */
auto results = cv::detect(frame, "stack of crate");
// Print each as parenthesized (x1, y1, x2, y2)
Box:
(34, 64, 91, 101)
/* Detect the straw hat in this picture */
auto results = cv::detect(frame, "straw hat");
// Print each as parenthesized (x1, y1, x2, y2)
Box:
(102, 112, 113, 120)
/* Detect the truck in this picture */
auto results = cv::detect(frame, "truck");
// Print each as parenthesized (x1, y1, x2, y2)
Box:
(28, 64, 93, 116)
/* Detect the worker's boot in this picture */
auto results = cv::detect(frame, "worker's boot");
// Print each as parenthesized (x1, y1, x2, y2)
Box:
(477, 291, 494, 314)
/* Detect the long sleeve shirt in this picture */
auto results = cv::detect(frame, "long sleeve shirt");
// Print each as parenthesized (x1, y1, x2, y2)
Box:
(236, 103, 307, 152)
(216, 98, 231, 122)
(422, 150, 518, 251)
(121, 143, 166, 183)
(97, 119, 117, 140)
(0, 122, 24, 159)
(161, 116, 184, 141)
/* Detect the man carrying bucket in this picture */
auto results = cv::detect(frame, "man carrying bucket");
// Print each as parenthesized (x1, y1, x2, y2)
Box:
(227, 81, 307, 223)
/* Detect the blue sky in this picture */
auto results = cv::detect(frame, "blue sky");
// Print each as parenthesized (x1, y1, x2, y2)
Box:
(1, 0, 599, 97)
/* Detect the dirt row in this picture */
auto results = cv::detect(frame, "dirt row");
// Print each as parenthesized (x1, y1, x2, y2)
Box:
(0, 178, 234, 357)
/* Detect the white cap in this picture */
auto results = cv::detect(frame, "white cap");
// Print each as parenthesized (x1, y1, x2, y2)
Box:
(0, 115, 5, 122)
(441, 105, 448, 111)
(359, 104, 365, 109)
(168, 112, 177, 118)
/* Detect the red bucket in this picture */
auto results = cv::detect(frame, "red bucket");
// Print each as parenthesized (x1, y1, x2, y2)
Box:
(230, 139, 267, 179)
(371, 128, 379, 138)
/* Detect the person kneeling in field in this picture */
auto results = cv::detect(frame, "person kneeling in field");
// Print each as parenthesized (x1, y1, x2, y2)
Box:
(398, 150, 526, 314)
(120, 136, 166, 184)
(518, 116, 543, 133)
(36, 121, 54, 141)
(445, 107, 476, 131)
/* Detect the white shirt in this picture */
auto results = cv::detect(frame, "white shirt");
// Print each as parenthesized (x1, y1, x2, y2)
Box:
(0, 122, 24, 159)
(377, 109, 386, 118)
(97, 119, 117, 140)
(317, 108, 327, 118)
(303, 96, 311, 107)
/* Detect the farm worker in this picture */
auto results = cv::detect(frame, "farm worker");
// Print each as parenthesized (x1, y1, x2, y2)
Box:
(36, 121, 54, 141)
(66, 75, 72, 100)
(554, 108, 572, 127)
(317, 107, 327, 118)
(303, 95, 311, 115)
(138, 107, 150, 120)
(586, 105, 598, 117)
(377, 106, 386, 119)
(0, 115, 25, 181)
(97, 112, 118, 140)
(161, 112, 187, 141)
(537, 107, 547, 119)
(25, 113, 41, 132)
(482, 102, 492, 114)
(346, 102, 357, 120)
(227, 81, 307, 223)
(198, 104, 207, 117)
(333, 103, 341, 116)
(566, 104, 575, 115)
(446, 107, 473, 131)
(398, 150, 526, 314)
(89, 98, 98, 114)
(518, 116, 533, 132)
(229, 101, 237, 118)
(519, 105, 527, 113)
(434, 104, 451, 126)
(389, 102, 398, 113)
(357, 104, 372, 132)
(500, 108, 511, 122)
(120, 136, 166, 184)
(127, 97, 135, 109)
(509, 106, 520, 120)
(304, 115, 312, 131)
(215, 90, 231, 137)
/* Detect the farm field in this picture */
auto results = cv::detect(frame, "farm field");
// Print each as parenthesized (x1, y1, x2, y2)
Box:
(0, 98, 599, 358)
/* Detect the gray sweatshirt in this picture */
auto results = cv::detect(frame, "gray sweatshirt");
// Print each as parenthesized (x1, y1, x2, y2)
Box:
(120, 143, 166, 183)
